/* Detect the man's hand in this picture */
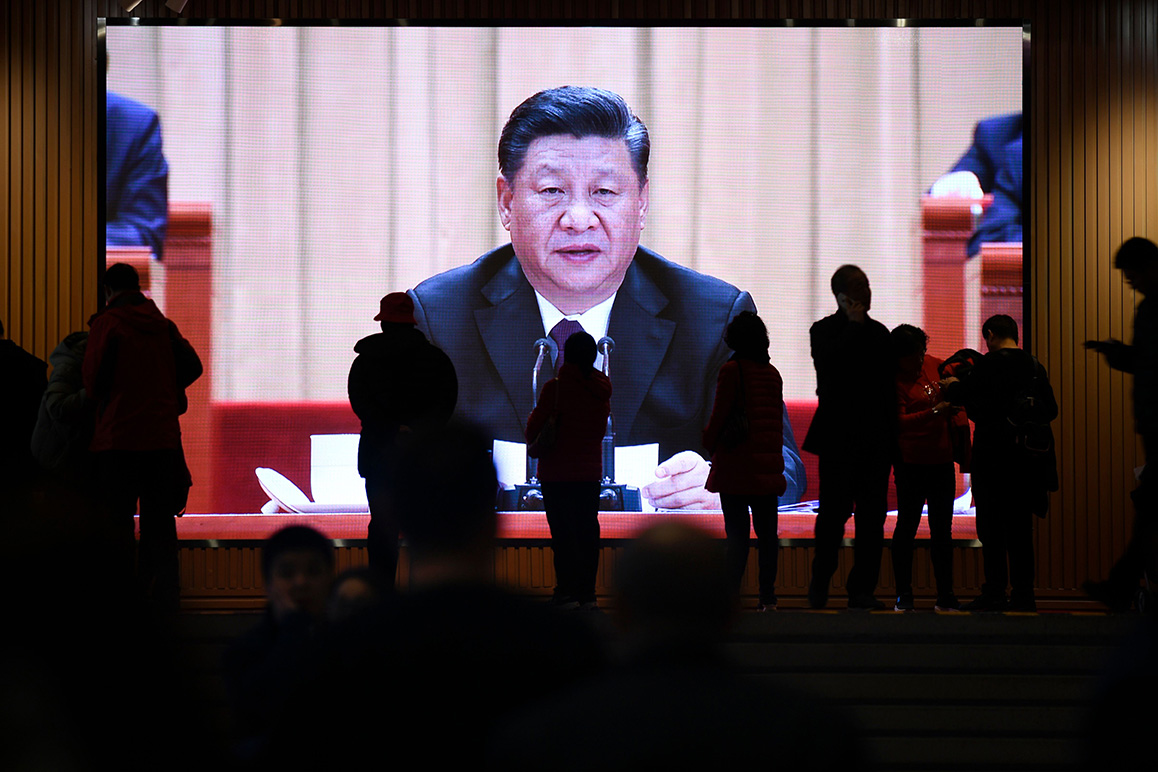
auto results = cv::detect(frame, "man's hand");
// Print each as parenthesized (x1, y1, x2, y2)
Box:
(837, 293, 867, 324)
(642, 450, 721, 510)
(930, 170, 984, 199)
(1084, 338, 1121, 354)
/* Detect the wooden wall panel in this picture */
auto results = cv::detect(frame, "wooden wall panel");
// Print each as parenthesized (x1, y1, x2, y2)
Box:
(7, 0, 1158, 599)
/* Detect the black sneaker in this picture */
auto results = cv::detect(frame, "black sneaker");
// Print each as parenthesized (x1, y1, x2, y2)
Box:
(934, 595, 962, 611)
(962, 595, 1009, 612)
(807, 583, 829, 609)
(848, 595, 886, 611)
(756, 601, 778, 612)
(894, 594, 915, 612)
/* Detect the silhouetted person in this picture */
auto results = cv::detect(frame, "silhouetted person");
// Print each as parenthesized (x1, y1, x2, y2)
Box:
(0, 319, 47, 496)
(945, 314, 1057, 612)
(490, 521, 869, 770)
(327, 567, 386, 624)
(264, 422, 607, 770)
(1085, 236, 1158, 610)
(805, 265, 896, 610)
(526, 330, 612, 609)
(890, 324, 968, 611)
(31, 331, 92, 481)
(703, 311, 786, 610)
(222, 525, 334, 758)
(83, 262, 202, 612)
(348, 291, 457, 588)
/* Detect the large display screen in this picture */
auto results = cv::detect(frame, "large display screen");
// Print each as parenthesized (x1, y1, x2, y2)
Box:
(102, 23, 1024, 515)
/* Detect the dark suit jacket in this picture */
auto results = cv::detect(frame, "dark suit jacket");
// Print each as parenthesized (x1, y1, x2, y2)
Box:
(410, 244, 805, 502)
(106, 92, 168, 260)
(950, 112, 1023, 256)
(802, 309, 896, 458)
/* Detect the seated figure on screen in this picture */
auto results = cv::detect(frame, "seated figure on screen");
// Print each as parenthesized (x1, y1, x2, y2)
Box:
(409, 86, 804, 510)
(929, 112, 1022, 257)
(106, 90, 169, 260)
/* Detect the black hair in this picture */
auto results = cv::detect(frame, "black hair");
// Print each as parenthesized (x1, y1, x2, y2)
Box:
(498, 86, 650, 185)
(723, 311, 770, 359)
(891, 324, 929, 359)
(262, 525, 334, 581)
(830, 264, 867, 297)
(563, 330, 597, 369)
(1114, 237, 1158, 270)
(104, 262, 141, 293)
(390, 421, 498, 556)
(982, 313, 1019, 345)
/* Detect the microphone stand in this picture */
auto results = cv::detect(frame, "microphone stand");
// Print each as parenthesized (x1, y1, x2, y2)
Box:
(595, 336, 641, 511)
(512, 337, 556, 511)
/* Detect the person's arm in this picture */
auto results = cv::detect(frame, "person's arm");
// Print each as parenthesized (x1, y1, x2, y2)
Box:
(701, 362, 737, 455)
(525, 380, 555, 443)
(168, 320, 202, 389)
(779, 410, 806, 505)
(106, 109, 169, 260)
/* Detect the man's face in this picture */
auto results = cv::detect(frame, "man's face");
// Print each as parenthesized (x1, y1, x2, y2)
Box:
(498, 135, 649, 315)
(1123, 267, 1156, 296)
(844, 273, 872, 310)
(267, 550, 331, 621)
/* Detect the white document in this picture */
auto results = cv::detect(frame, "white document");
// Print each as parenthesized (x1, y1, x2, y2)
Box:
(492, 440, 660, 512)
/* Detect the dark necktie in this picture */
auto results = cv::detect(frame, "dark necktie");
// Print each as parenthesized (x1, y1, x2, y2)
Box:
(549, 318, 584, 367)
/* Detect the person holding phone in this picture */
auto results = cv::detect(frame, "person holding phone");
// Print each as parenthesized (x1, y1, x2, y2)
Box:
(804, 265, 897, 610)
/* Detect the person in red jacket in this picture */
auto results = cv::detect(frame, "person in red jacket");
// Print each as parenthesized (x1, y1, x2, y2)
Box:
(83, 262, 202, 611)
(526, 331, 612, 609)
(703, 312, 786, 610)
(890, 324, 967, 612)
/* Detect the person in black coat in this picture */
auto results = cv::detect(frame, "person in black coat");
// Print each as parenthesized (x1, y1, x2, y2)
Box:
(1084, 237, 1158, 609)
(944, 314, 1057, 612)
(804, 266, 897, 610)
(347, 292, 457, 587)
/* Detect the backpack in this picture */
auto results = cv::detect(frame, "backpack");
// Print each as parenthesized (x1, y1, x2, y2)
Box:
(1007, 355, 1059, 509)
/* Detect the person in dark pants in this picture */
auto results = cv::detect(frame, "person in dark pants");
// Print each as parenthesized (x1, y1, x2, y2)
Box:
(348, 291, 457, 588)
(945, 314, 1057, 612)
(804, 265, 897, 610)
(82, 263, 202, 613)
(1085, 237, 1158, 610)
(526, 331, 612, 609)
(890, 324, 968, 612)
(702, 311, 786, 610)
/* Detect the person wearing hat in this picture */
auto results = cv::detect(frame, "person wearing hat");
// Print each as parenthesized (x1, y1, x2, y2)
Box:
(348, 291, 458, 588)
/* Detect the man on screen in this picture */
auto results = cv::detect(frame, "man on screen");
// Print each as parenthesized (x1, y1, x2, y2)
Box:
(410, 86, 804, 510)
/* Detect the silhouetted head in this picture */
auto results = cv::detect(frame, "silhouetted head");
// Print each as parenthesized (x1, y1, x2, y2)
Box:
(103, 263, 140, 300)
(831, 264, 871, 310)
(328, 567, 386, 623)
(563, 330, 598, 369)
(499, 86, 650, 186)
(374, 292, 417, 332)
(724, 311, 770, 360)
(891, 324, 929, 375)
(262, 525, 335, 622)
(615, 521, 737, 648)
(982, 313, 1019, 352)
(1115, 237, 1158, 296)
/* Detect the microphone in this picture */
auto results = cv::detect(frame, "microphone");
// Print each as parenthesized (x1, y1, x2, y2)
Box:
(597, 336, 614, 377)
(597, 336, 616, 483)
(532, 337, 557, 404)
(527, 337, 557, 487)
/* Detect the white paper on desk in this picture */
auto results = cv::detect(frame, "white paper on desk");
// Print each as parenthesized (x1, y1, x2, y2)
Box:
(309, 434, 369, 510)
(492, 440, 660, 513)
